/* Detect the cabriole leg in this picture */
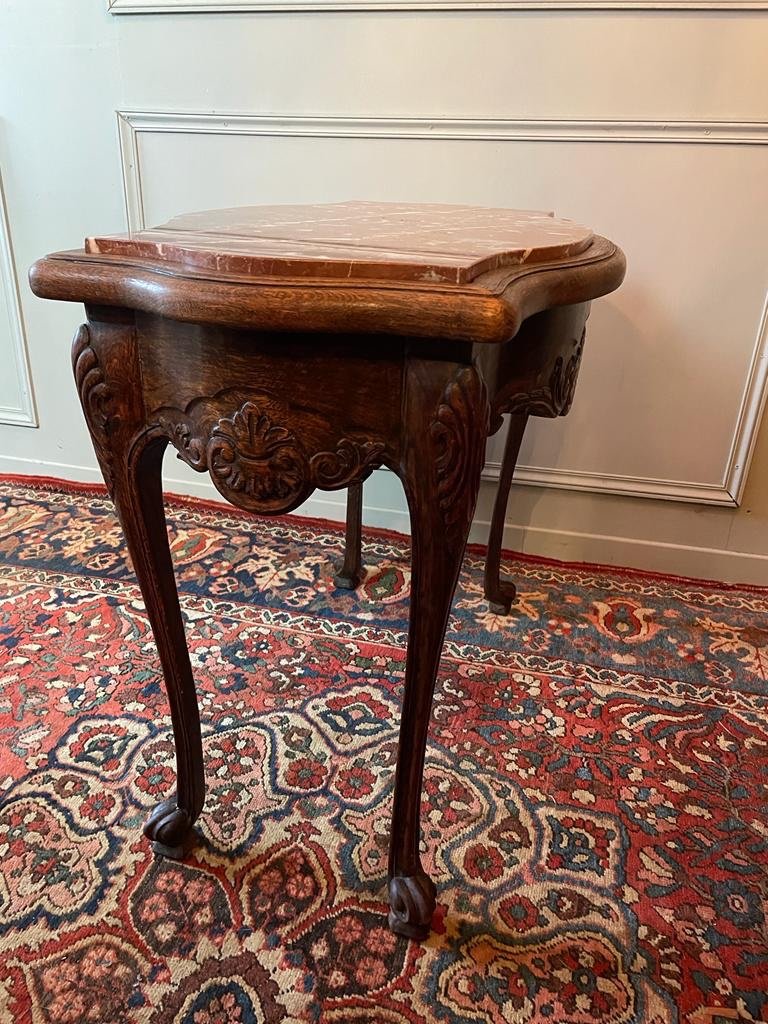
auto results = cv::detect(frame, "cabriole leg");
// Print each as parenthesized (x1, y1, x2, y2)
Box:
(484, 413, 528, 615)
(388, 358, 489, 939)
(73, 320, 205, 860)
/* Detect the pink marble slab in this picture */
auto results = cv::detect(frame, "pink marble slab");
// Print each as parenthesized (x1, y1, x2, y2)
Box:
(86, 201, 594, 286)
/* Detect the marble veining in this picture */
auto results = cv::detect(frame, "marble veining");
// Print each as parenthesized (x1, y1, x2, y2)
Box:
(86, 201, 594, 286)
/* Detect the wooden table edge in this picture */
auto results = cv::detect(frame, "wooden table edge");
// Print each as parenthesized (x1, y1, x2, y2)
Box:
(29, 236, 625, 344)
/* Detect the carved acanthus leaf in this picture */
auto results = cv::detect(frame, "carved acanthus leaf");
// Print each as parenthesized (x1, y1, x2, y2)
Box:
(72, 324, 118, 490)
(310, 438, 386, 489)
(558, 327, 586, 417)
(504, 327, 586, 418)
(157, 416, 207, 471)
(430, 366, 489, 542)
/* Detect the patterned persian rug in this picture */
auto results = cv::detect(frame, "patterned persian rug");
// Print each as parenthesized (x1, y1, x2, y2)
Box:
(1, 477, 767, 1024)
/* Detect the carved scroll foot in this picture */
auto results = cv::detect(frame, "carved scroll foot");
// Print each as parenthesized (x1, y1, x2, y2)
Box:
(143, 796, 197, 860)
(334, 568, 361, 590)
(334, 481, 364, 590)
(487, 579, 517, 616)
(387, 872, 437, 940)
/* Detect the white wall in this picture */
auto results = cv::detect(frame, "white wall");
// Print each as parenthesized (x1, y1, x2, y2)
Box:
(1, 0, 767, 583)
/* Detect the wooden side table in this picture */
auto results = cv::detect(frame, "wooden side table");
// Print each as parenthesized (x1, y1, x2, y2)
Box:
(30, 201, 625, 939)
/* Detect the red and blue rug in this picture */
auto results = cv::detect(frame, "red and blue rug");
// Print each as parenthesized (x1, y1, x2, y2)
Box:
(1, 476, 767, 1023)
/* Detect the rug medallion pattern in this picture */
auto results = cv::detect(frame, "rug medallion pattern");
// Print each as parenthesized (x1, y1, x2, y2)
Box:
(0, 479, 767, 1022)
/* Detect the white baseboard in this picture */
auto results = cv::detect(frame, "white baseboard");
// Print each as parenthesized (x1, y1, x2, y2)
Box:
(495, 522, 768, 586)
(1, 454, 766, 586)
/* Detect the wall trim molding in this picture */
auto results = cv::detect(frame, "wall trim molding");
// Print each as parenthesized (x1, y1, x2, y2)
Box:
(118, 112, 768, 203)
(109, 0, 768, 14)
(0, 170, 37, 428)
(116, 109, 768, 509)
(480, 462, 740, 506)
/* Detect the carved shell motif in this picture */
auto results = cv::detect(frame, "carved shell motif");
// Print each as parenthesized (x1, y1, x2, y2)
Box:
(157, 396, 385, 515)
(430, 367, 489, 543)
(208, 404, 307, 508)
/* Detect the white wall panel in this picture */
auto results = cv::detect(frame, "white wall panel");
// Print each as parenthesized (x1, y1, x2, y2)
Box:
(118, 111, 768, 506)
(113, 16, 768, 124)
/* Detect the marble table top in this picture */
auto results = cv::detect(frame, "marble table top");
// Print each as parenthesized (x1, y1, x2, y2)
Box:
(86, 201, 594, 286)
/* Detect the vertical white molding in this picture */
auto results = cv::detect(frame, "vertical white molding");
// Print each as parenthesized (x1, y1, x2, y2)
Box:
(0, 169, 37, 427)
(725, 291, 768, 503)
(117, 112, 146, 232)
